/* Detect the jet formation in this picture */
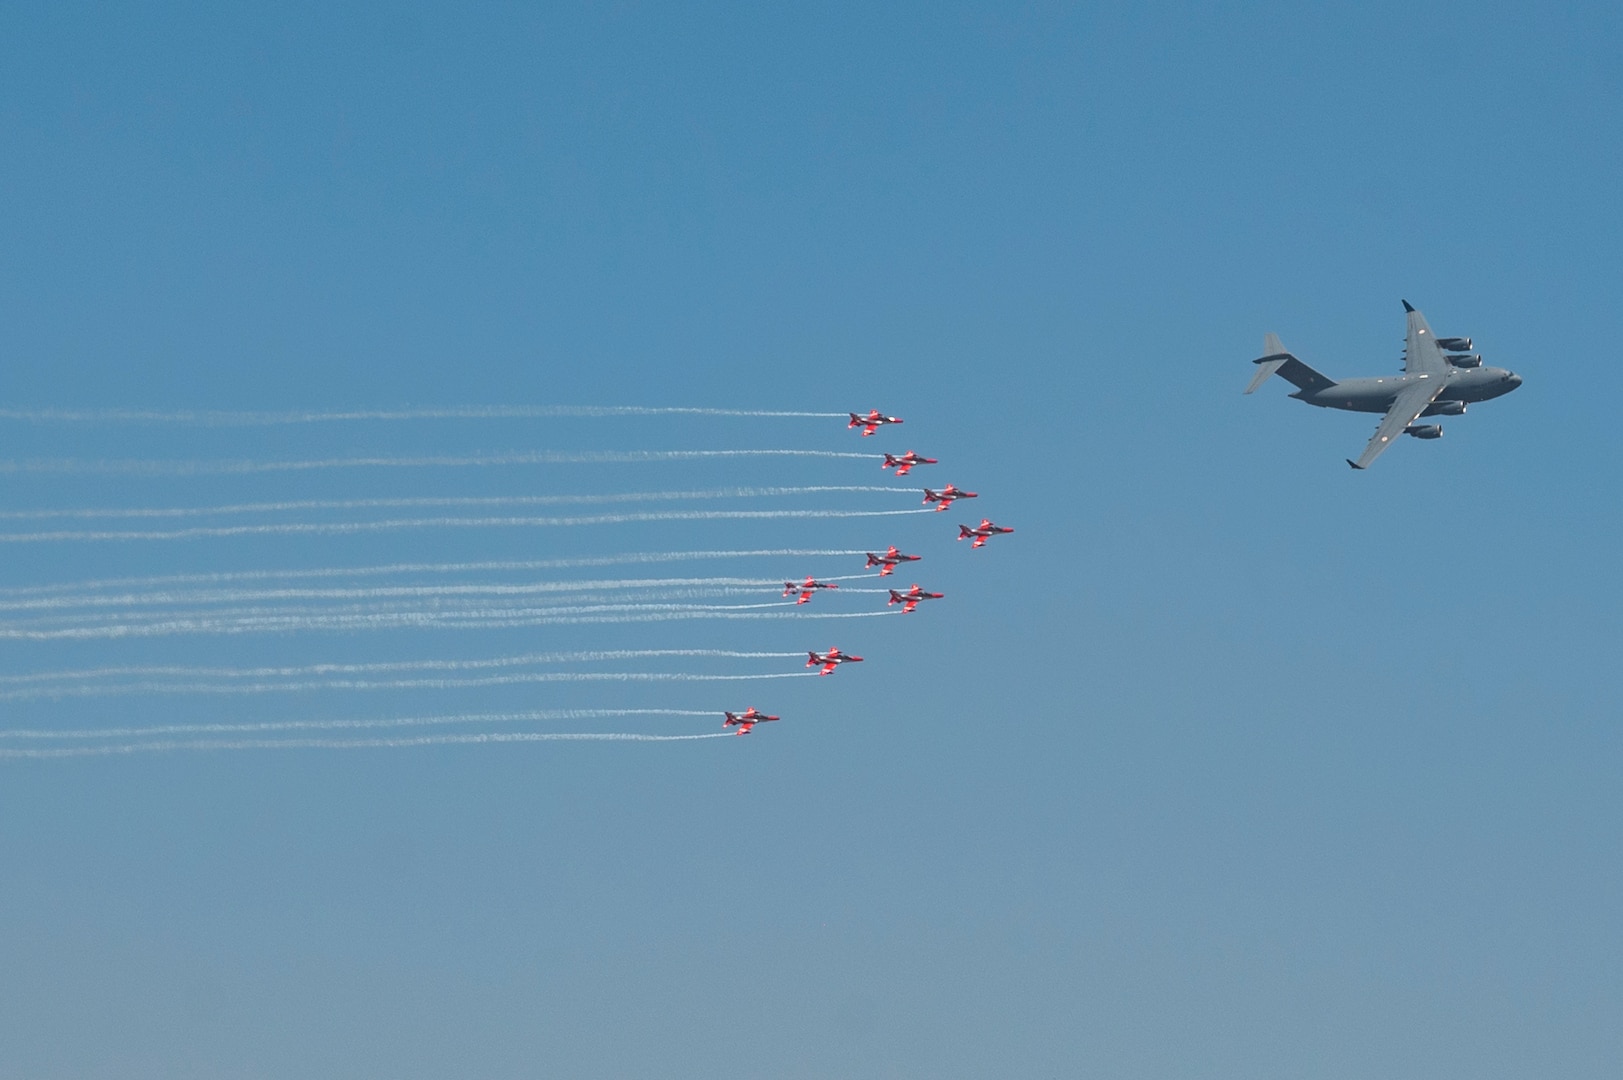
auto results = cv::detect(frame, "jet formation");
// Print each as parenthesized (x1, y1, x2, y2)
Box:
(733, 409, 1014, 734)
(1246, 300, 1522, 470)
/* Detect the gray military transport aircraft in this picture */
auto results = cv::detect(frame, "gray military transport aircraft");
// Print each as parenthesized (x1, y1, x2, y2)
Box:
(1245, 300, 1522, 470)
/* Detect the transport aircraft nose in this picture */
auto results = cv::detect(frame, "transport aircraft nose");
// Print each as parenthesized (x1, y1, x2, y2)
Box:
(1507, 372, 1523, 389)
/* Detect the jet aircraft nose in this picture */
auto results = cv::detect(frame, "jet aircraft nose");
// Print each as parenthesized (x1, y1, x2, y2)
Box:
(1506, 372, 1523, 389)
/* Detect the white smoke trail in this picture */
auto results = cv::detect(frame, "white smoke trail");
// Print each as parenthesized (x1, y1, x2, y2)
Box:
(0, 486, 911, 522)
(0, 591, 793, 635)
(0, 597, 805, 639)
(326, 609, 901, 630)
(0, 649, 805, 686)
(0, 507, 934, 544)
(0, 449, 876, 475)
(0, 577, 790, 614)
(0, 405, 847, 425)
(0, 551, 871, 599)
(19, 594, 799, 625)
(0, 731, 733, 760)
(0, 597, 812, 637)
(0, 670, 820, 702)
(0, 708, 716, 740)
(0, 606, 900, 640)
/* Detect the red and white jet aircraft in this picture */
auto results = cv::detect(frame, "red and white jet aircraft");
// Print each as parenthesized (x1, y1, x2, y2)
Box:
(922, 484, 978, 511)
(958, 519, 1014, 548)
(806, 647, 864, 675)
(849, 409, 904, 436)
(864, 546, 921, 576)
(783, 576, 840, 604)
(887, 584, 944, 613)
(881, 451, 937, 477)
(723, 707, 780, 735)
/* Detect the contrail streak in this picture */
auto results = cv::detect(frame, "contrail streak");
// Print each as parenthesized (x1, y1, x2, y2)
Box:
(293, 609, 901, 630)
(0, 606, 900, 640)
(0, 597, 806, 638)
(1, 591, 792, 631)
(0, 597, 828, 635)
(0, 731, 733, 760)
(0, 486, 911, 522)
(0, 577, 791, 614)
(0, 650, 805, 686)
(0, 449, 876, 475)
(0, 406, 848, 425)
(0, 708, 716, 740)
(0, 551, 870, 599)
(0, 508, 934, 543)
(0, 670, 820, 702)
(17, 595, 799, 625)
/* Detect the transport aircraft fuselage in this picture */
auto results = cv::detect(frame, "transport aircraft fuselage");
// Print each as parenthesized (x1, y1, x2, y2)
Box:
(1291, 365, 1521, 414)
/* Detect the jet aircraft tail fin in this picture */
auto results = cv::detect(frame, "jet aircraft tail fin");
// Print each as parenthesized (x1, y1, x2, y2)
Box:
(1245, 333, 1336, 395)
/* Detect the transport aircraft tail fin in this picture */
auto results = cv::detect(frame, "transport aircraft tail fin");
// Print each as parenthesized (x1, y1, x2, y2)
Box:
(1245, 333, 1336, 395)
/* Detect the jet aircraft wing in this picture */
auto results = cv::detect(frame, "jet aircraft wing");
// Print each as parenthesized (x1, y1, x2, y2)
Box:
(1402, 300, 1448, 376)
(1347, 377, 1446, 470)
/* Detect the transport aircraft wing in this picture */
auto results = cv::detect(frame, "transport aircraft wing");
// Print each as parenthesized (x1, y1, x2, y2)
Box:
(1347, 377, 1446, 470)
(1402, 300, 1449, 376)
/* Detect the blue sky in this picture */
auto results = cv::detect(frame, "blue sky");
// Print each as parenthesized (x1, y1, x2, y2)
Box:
(2, 2, 1621, 1077)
